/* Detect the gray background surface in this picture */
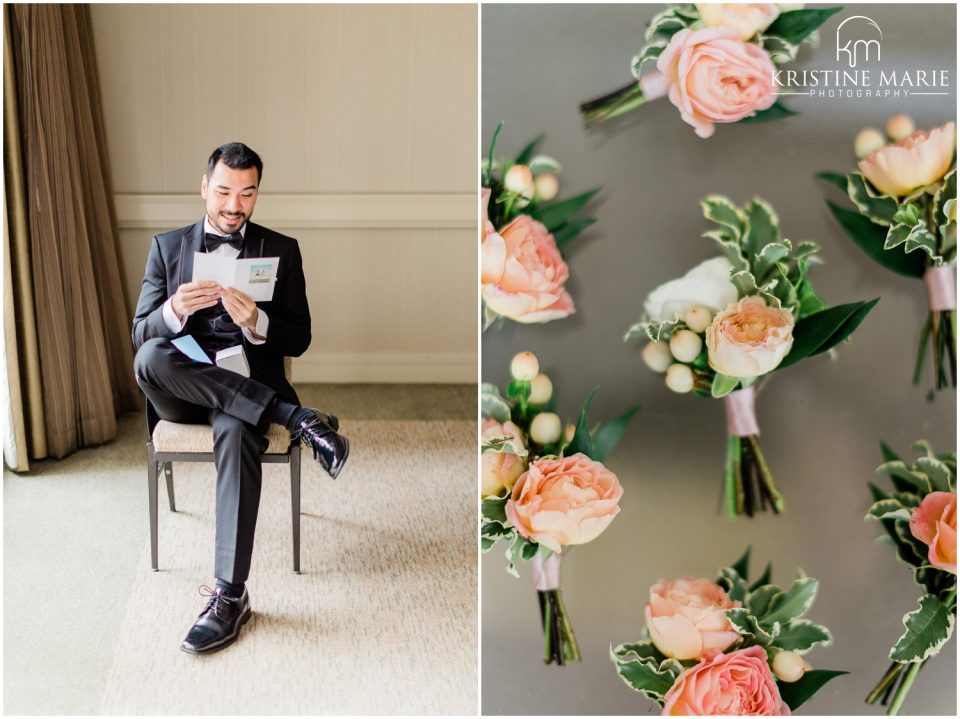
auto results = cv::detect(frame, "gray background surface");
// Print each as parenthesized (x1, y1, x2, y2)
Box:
(481, 4, 957, 715)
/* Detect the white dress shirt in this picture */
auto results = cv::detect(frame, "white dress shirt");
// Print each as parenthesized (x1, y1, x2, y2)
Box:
(161, 217, 269, 344)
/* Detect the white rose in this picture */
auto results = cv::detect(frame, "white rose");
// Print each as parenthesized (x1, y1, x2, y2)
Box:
(696, 3, 781, 41)
(644, 257, 738, 323)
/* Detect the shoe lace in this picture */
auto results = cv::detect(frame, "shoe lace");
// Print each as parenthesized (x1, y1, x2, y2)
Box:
(198, 585, 235, 620)
(292, 415, 334, 442)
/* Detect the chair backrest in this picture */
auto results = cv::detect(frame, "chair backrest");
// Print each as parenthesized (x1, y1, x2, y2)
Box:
(284, 356, 292, 382)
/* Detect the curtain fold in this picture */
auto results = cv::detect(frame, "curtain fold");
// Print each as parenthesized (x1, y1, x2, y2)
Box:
(5, 4, 140, 464)
(3, 4, 45, 467)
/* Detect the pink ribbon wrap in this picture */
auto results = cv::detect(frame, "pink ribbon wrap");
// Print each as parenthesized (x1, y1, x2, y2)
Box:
(924, 265, 957, 312)
(724, 386, 760, 437)
(531, 551, 562, 591)
(639, 71, 669, 101)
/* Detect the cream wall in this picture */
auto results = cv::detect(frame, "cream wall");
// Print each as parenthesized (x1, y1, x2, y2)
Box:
(92, 4, 477, 383)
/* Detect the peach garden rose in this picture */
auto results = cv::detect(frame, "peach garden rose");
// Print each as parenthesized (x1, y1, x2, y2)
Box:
(695, 3, 780, 41)
(655, 26, 777, 139)
(910, 490, 957, 574)
(858, 121, 956, 197)
(481, 215, 575, 324)
(481, 419, 528, 498)
(707, 296, 795, 378)
(645, 578, 742, 660)
(505, 453, 623, 553)
(662, 646, 791, 716)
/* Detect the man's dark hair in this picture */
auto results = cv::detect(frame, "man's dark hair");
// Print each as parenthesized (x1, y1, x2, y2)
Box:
(206, 142, 263, 183)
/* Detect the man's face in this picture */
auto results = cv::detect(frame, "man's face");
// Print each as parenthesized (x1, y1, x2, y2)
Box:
(200, 162, 260, 235)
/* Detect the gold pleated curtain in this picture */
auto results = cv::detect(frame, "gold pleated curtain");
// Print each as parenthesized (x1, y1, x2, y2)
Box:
(4, 4, 140, 468)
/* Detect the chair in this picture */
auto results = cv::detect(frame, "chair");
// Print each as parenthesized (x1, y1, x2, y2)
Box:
(145, 357, 303, 573)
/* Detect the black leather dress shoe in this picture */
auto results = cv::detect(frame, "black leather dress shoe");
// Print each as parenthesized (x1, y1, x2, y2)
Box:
(291, 408, 350, 479)
(179, 585, 252, 655)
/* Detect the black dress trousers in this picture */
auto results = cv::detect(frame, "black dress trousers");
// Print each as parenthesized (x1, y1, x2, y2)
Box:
(134, 337, 277, 584)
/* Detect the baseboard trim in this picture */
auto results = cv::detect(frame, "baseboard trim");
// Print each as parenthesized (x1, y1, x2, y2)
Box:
(114, 193, 476, 230)
(291, 352, 477, 384)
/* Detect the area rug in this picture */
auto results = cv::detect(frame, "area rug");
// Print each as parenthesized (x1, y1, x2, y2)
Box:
(98, 419, 476, 715)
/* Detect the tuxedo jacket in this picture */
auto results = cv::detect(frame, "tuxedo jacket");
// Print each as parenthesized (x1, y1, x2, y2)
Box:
(131, 219, 310, 405)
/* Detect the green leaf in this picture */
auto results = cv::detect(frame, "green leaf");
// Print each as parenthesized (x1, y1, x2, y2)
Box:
(823, 200, 927, 278)
(591, 405, 641, 462)
(765, 7, 843, 45)
(893, 521, 931, 569)
(890, 594, 956, 662)
(731, 547, 752, 582)
(892, 202, 922, 227)
(726, 608, 776, 645)
(631, 41, 668, 78)
(481, 382, 511, 422)
(880, 440, 902, 464)
(763, 35, 799, 63)
(529, 188, 601, 233)
(644, 7, 688, 41)
(916, 457, 953, 493)
(772, 621, 832, 654)
(848, 172, 899, 226)
(867, 498, 912, 521)
(702, 195, 744, 239)
(794, 241, 821, 259)
(611, 643, 678, 703)
(745, 198, 781, 259)
(816, 171, 848, 192)
(481, 495, 509, 524)
(731, 270, 759, 298)
(934, 168, 957, 232)
(762, 574, 818, 627)
(738, 100, 798, 124)
(885, 221, 939, 259)
(718, 567, 749, 604)
(514, 134, 544, 166)
(710, 373, 740, 399)
(564, 387, 598, 458)
(748, 584, 780, 618)
(749, 563, 773, 593)
(876, 460, 931, 494)
(552, 217, 596, 252)
(777, 669, 848, 711)
(776, 298, 880, 370)
(754, 241, 792, 283)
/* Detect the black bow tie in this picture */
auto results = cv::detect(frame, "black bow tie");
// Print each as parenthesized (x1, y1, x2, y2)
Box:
(204, 232, 244, 252)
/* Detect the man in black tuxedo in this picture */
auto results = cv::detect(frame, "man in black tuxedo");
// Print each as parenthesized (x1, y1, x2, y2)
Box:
(131, 142, 349, 655)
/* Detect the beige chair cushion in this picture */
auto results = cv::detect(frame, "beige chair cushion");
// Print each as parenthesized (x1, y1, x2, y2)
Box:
(150, 357, 295, 454)
(152, 421, 291, 454)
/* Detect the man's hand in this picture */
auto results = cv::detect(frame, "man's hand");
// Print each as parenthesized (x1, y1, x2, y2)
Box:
(171, 280, 221, 320)
(221, 287, 260, 332)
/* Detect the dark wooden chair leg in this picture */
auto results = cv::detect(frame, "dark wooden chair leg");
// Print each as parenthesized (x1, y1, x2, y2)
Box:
(290, 444, 301, 574)
(147, 443, 159, 571)
(163, 461, 176, 512)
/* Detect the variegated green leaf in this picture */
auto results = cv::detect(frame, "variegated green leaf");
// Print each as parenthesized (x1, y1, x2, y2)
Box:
(847, 172, 899, 225)
(718, 567, 749, 604)
(893, 521, 931, 570)
(644, 7, 687, 41)
(481, 434, 528, 458)
(644, 319, 679, 342)
(934, 168, 956, 232)
(754, 241, 792, 282)
(711, 373, 740, 398)
(731, 270, 759, 297)
(876, 461, 932, 494)
(704, 229, 750, 272)
(762, 573, 818, 627)
(726, 608, 776, 645)
(527, 154, 562, 175)
(611, 641, 680, 703)
(915, 457, 953, 492)
(702, 195, 745, 239)
(772, 620, 832, 653)
(481, 494, 509, 524)
(763, 35, 799, 62)
(481, 382, 511, 422)
(631, 41, 667, 78)
(885, 221, 939, 259)
(748, 585, 780, 618)
(867, 498, 912, 521)
(890, 594, 956, 662)
(794, 241, 820, 258)
(745, 198, 781, 259)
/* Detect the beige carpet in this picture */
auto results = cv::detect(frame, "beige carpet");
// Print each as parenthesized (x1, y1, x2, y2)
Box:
(97, 419, 476, 715)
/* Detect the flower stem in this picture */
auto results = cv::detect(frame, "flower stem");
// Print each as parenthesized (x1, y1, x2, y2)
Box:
(914, 315, 932, 386)
(725, 435, 737, 518)
(579, 81, 647, 127)
(555, 589, 582, 663)
(866, 662, 904, 705)
(887, 660, 923, 716)
(747, 435, 784, 514)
